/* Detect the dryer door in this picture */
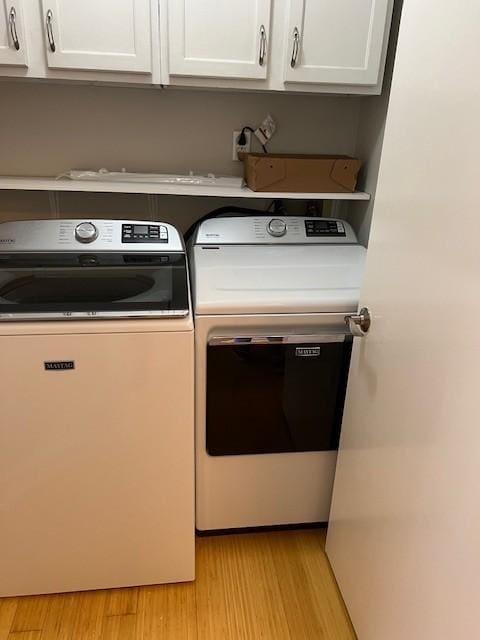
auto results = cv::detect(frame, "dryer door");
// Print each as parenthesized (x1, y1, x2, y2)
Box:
(206, 334, 352, 455)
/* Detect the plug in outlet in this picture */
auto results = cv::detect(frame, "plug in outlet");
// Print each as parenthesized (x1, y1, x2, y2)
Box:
(233, 130, 251, 161)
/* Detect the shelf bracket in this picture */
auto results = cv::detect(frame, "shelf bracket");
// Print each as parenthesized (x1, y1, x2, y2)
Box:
(48, 191, 60, 218)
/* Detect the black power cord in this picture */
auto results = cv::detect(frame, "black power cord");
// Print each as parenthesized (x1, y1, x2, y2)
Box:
(237, 126, 268, 153)
(184, 206, 269, 242)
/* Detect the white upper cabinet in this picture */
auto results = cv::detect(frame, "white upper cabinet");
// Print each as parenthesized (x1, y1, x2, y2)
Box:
(0, 0, 28, 66)
(40, 0, 152, 73)
(0, 0, 393, 91)
(284, 0, 392, 86)
(167, 0, 272, 80)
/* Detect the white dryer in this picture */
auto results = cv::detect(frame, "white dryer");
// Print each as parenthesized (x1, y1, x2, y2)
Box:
(190, 216, 366, 531)
(0, 219, 194, 596)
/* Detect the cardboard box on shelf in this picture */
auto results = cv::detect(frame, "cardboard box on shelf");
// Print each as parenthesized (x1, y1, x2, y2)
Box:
(242, 153, 362, 193)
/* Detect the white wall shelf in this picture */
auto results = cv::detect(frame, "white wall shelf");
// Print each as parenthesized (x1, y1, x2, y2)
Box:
(0, 176, 370, 201)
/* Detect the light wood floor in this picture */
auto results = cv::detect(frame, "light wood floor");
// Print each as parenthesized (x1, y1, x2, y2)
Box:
(0, 528, 355, 640)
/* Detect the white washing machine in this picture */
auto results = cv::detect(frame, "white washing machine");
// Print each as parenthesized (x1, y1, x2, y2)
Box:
(190, 216, 366, 531)
(0, 219, 194, 596)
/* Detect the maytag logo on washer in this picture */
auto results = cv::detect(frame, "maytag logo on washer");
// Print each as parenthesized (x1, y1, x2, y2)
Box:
(0, 238, 15, 243)
(44, 361, 75, 371)
(295, 346, 321, 357)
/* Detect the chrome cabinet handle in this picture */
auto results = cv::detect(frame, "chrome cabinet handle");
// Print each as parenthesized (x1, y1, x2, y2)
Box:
(345, 307, 371, 337)
(46, 9, 55, 52)
(259, 24, 267, 66)
(8, 7, 20, 51)
(290, 26, 300, 68)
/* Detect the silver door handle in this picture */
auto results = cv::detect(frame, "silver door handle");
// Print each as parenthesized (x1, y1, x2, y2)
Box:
(345, 307, 371, 337)
(9, 7, 20, 51)
(46, 9, 55, 52)
(259, 25, 267, 66)
(290, 27, 300, 68)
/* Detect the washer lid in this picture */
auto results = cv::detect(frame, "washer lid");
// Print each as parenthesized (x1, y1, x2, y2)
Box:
(191, 244, 366, 315)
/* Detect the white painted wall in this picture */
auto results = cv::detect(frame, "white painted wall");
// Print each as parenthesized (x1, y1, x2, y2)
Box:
(344, 0, 403, 246)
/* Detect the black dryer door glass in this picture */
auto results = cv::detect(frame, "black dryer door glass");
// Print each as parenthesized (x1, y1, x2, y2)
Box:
(206, 338, 352, 456)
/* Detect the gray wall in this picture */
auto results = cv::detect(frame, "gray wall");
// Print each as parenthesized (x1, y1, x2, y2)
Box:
(0, 82, 362, 231)
(0, 83, 360, 177)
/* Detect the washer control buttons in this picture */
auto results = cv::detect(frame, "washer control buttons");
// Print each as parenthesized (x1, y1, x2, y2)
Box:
(267, 218, 287, 237)
(305, 219, 346, 237)
(75, 222, 98, 244)
(122, 224, 169, 243)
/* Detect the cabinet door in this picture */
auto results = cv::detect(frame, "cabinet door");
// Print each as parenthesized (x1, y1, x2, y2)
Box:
(167, 0, 271, 80)
(284, 0, 392, 86)
(0, 0, 27, 66)
(40, 0, 152, 73)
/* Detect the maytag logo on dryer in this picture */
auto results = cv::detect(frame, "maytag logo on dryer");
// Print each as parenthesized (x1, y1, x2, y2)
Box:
(44, 361, 75, 371)
(0, 238, 15, 244)
(295, 346, 321, 358)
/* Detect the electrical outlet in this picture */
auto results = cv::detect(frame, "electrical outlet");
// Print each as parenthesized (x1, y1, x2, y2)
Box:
(232, 130, 251, 161)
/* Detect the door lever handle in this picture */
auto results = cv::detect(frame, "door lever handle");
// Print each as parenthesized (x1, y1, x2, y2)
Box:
(345, 307, 371, 337)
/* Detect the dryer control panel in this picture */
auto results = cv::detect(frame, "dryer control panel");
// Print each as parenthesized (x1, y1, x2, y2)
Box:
(195, 216, 357, 245)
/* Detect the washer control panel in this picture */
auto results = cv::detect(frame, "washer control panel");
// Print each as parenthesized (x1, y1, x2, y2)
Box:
(305, 219, 345, 237)
(0, 219, 183, 253)
(122, 223, 168, 243)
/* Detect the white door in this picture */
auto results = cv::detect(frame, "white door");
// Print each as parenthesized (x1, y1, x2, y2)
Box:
(40, 0, 152, 73)
(284, 0, 392, 86)
(326, 1, 480, 639)
(0, 0, 27, 66)
(167, 0, 271, 80)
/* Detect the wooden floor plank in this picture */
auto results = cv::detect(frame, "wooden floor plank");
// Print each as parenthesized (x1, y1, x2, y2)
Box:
(104, 589, 138, 617)
(38, 590, 107, 640)
(0, 599, 18, 640)
(100, 614, 137, 640)
(195, 532, 292, 640)
(9, 596, 52, 633)
(35, 594, 74, 640)
(294, 530, 356, 640)
(7, 632, 43, 640)
(136, 583, 197, 640)
(268, 530, 330, 639)
(64, 591, 106, 640)
(101, 587, 139, 640)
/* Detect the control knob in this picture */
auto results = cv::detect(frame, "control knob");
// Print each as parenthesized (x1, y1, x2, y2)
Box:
(75, 222, 98, 244)
(267, 218, 287, 237)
